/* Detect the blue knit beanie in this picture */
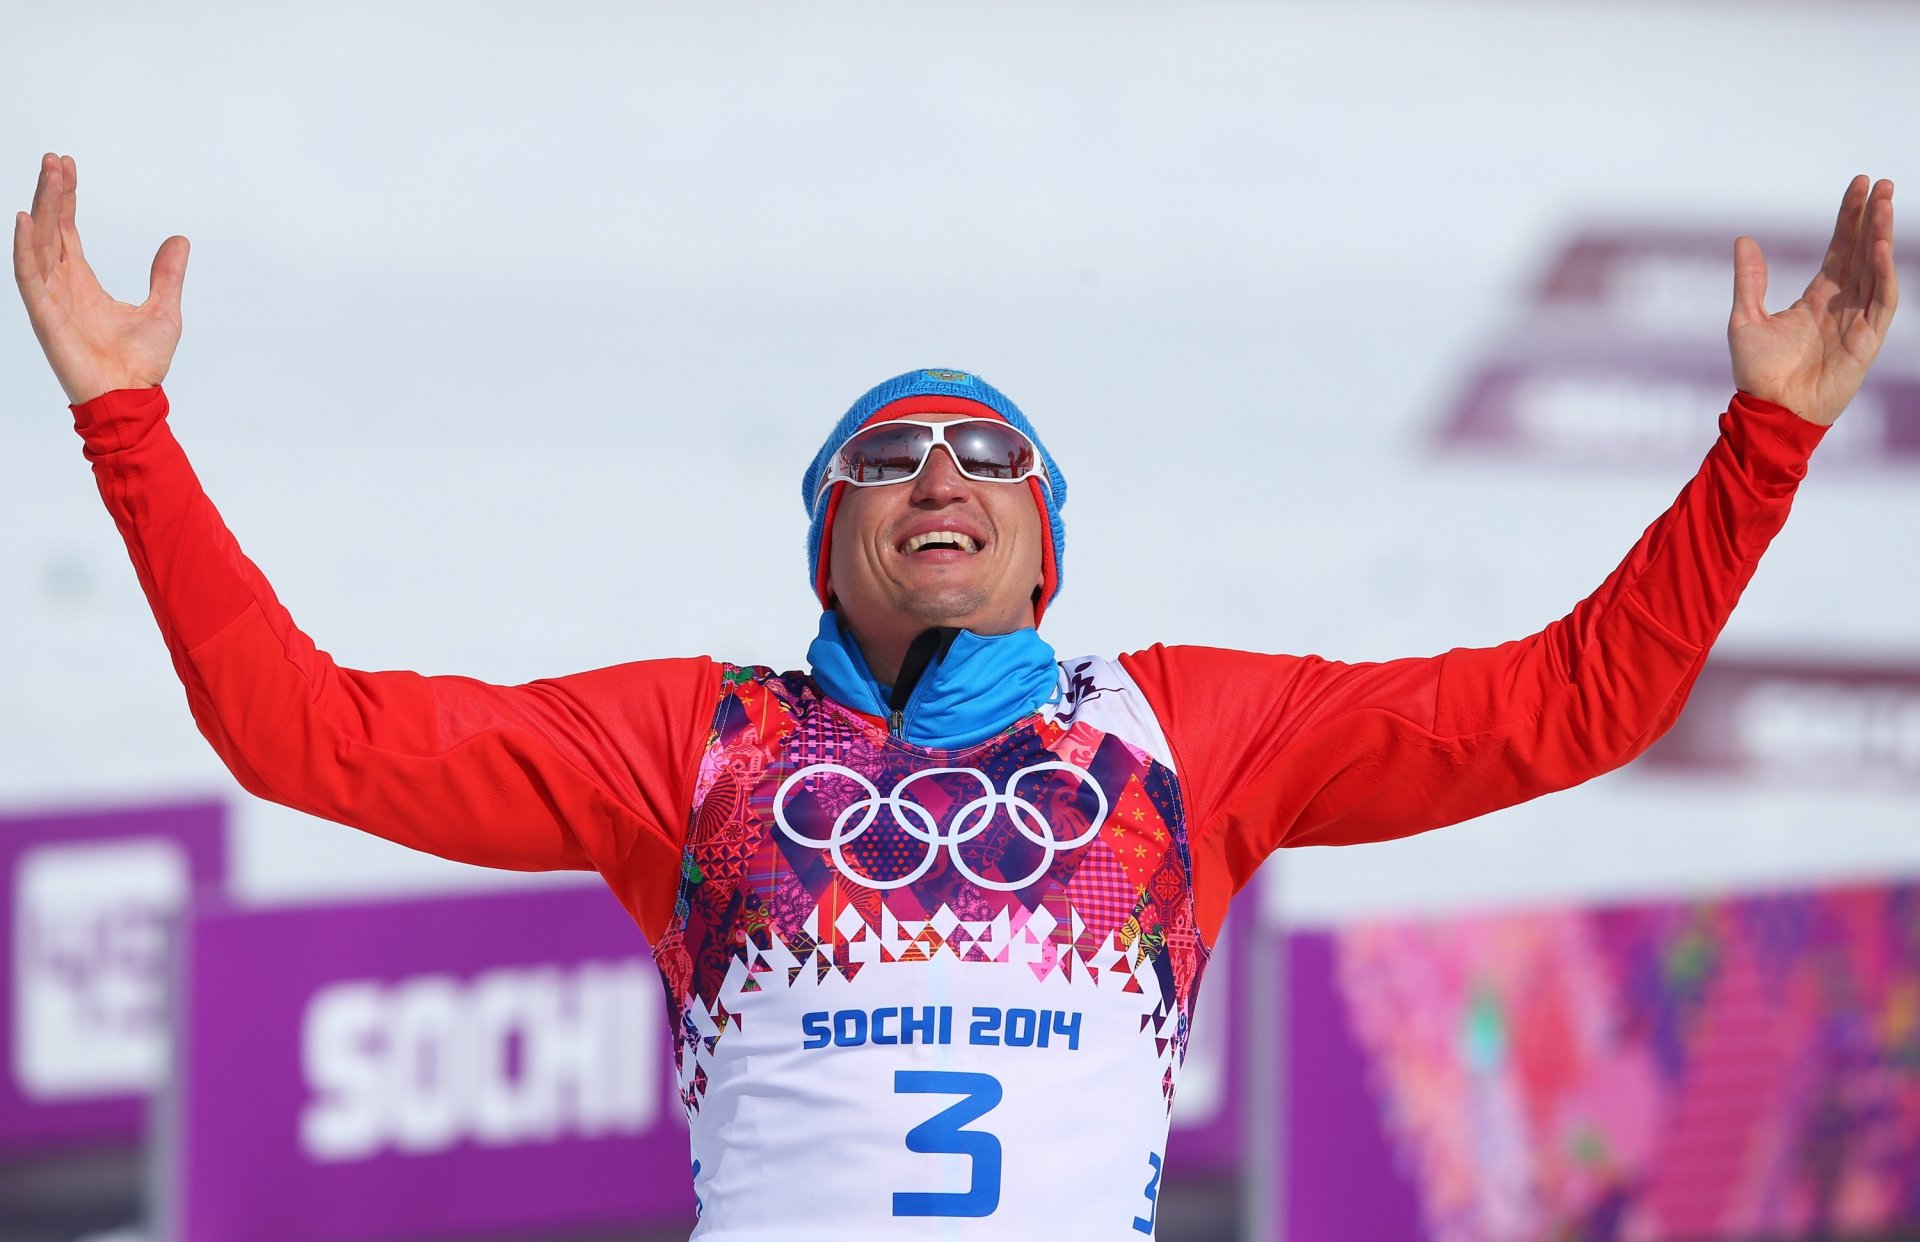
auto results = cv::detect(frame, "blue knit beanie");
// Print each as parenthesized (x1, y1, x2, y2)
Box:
(803, 368, 1068, 620)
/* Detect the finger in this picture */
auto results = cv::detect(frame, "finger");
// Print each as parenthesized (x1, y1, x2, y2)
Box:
(28, 153, 62, 276)
(1731, 235, 1769, 325)
(1867, 186, 1898, 336)
(1861, 177, 1896, 281)
(28, 152, 58, 220)
(11, 210, 47, 307)
(1843, 177, 1888, 296)
(144, 234, 190, 319)
(1814, 174, 1871, 292)
(58, 155, 76, 227)
(56, 154, 84, 262)
(1867, 239, 1899, 337)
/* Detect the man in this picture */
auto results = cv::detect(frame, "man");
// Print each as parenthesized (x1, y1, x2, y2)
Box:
(14, 153, 1898, 1239)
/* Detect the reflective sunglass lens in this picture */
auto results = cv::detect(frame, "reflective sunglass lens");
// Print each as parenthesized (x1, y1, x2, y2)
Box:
(944, 421, 1036, 480)
(837, 424, 933, 482)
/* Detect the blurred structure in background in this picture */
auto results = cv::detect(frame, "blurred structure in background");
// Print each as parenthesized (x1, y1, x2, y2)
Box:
(1283, 884, 1920, 1240)
(1440, 226, 1920, 469)
(0, 805, 223, 1242)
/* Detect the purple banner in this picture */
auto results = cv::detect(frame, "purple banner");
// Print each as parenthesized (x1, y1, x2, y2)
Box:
(1643, 657, 1920, 787)
(0, 800, 226, 1154)
(1435, 226, 1920, 468)
(1533, 229, 1840, 324)
(1435, 354, 1920, 467)
(1284, 882, 1920, 1241)
(168, 883, 693, 1242)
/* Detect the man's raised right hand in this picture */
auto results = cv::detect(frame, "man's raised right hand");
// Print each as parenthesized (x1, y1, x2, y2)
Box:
(13, 153, 189, 406)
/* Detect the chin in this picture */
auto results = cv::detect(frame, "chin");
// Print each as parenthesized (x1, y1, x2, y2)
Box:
(900, 586, 995, 629)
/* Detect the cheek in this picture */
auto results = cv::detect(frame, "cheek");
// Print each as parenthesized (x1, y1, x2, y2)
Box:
(1000, 494, 1047, 583)
(827, 491, 880, 592)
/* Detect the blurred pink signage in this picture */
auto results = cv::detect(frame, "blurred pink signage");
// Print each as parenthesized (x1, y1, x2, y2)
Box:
(0, 800, 225, 1153)
(1436, 228, 1920, 467)
(1437, 353, 1920, 467)
(1283, 880, 1920, 1241)
(1532, 229, 1834, 324)
(166, 885, 695, 1242)
(1643, 656, 1920, 787)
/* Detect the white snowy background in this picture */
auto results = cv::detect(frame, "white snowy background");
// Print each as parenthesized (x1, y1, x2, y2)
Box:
(4, 0, 1917, 925)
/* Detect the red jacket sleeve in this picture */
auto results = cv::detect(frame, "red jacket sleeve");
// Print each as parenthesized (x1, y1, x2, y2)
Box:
(73, 386, 717, 940)
(1121, 393, 1825, 941)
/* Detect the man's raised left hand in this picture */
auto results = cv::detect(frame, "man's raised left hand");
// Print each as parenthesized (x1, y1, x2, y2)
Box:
(1730, 175, 1898, 427)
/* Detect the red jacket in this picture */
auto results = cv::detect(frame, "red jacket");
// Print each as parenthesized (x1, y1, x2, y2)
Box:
(73, 387, 1823, 942)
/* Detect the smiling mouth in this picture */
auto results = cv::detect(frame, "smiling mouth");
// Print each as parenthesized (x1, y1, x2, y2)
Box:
(900, 531, 982, 554)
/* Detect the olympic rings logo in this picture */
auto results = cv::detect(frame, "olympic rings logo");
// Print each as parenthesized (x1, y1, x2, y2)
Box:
(772, 762, 1108, 892)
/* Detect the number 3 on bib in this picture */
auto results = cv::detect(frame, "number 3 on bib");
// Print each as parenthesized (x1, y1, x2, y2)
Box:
(892, 1071, 1003, 1218)
(1132, 1150, 1163, 1234)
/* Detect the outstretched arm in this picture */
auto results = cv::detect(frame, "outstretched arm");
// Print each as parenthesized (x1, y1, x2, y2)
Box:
(1126, 178, 1897, 942)
(16, 154, 713, 940)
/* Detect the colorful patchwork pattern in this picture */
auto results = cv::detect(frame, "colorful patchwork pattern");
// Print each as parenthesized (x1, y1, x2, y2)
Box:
(653, 664, 1208, 1114)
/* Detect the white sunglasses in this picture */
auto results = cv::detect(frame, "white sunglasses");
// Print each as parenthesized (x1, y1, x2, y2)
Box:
(817, 417, 1048, 500)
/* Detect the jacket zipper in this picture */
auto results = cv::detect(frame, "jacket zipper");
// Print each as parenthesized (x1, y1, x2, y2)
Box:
(886, 627, 959, 739)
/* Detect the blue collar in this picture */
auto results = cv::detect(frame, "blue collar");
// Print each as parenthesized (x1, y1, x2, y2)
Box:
(806, 612, 1060, 749)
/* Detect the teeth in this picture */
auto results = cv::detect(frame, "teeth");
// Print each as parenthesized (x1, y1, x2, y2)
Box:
(904, 531, 979, 553)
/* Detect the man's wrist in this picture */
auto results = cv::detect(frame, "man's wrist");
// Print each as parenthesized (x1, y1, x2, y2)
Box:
(1727, 389, 1827, 480)
(71, 384, 171, 457)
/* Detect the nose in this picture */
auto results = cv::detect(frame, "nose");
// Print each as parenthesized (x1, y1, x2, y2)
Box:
(907, 445, 970, 506)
